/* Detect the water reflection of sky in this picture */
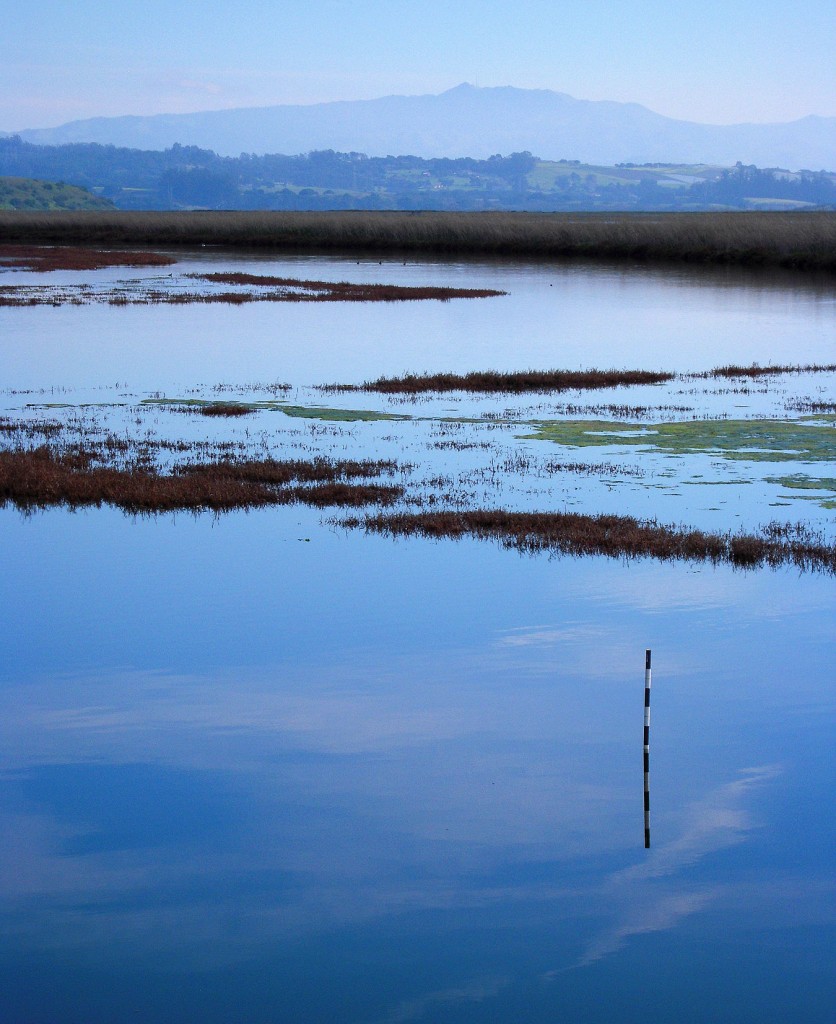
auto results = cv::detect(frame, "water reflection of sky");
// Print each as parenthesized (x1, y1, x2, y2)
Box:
(3, 254, 835, 390)
(1, 257, 833, 1020)
(1, 502, 833, 1022)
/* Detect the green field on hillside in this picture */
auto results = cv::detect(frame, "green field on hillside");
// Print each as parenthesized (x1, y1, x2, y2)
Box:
(0, 176, 115, 211)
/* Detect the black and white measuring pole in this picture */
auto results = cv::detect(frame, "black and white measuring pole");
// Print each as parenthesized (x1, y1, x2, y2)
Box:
(644, 649, 652, 849)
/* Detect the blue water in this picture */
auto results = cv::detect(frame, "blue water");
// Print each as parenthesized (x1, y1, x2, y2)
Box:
(3, 255, 835, 390)
(0, 255, 834, 1022)
(0, 503, 833, 1023)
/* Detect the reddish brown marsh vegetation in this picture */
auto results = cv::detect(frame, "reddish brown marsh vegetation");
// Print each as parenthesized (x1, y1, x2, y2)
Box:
(0, 273, 504, 307)
(327, 362, 836, 397)
(0, 448, 403, 513)
(0, 417, 63, 438)
(0, 287, 269, 308)
(0, 244, 175, 272)
(329, 369, 674, 394)
(344, 510, 836, 574)
(182, 457, 398, 486)
(784, 399, 836, 414)
(190, 272, 505, 301)
(707, 362, 836, 379)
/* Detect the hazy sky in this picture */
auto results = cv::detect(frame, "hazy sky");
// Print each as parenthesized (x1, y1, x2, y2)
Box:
(3, 0, 834, 130)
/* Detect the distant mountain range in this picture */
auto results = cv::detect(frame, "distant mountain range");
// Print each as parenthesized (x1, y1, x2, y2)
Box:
(5, 84, 835, 171)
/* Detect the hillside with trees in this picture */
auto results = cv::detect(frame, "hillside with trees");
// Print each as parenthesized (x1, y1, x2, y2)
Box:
(0, 136, 833, 213)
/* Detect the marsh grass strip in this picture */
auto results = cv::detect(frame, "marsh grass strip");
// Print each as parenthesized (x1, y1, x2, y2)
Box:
(344, 510, 836, 573)
(328, 369, 675, 394)
(188, 272, 506, 301)
(704, 363, 836, 378)
(2, 211, 834, 270)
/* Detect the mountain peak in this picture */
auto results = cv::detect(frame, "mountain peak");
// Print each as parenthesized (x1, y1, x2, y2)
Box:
(10, 86, 835, 170)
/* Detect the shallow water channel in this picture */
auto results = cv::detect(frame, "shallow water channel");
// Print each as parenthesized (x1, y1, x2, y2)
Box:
(1, 252, 834, 1022)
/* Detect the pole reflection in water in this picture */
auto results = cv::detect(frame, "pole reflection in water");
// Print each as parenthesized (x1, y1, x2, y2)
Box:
(644, 648, 652, 848)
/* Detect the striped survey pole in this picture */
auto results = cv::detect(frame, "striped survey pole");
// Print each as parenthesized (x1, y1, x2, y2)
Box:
(644, 649, 652, 849)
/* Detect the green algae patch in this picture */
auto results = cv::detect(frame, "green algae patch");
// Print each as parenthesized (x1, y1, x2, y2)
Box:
(141, 397, 281, 409)
(765, 474, 836, 491)
(23, 402, 128, 410)
(776, 494, 836, 509)
(278, 405, 408, 422)
(521, 417, 836, 463)
(140, 397, 407, 422)
(766, 473, 836, 509)
(142, 397, 249, 409)
(682, 479, 753, 486)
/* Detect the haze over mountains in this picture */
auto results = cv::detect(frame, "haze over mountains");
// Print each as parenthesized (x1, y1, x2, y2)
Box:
(6, 84, 835, 171)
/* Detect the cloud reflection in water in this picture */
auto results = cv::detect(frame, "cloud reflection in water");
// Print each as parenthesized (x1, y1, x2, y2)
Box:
(549, 764, 782, 972)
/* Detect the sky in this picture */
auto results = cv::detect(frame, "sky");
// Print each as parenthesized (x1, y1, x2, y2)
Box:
(2, 0, 834, 131)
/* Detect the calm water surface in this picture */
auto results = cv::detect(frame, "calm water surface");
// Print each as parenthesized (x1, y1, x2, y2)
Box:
(3, 253, 835, 389)
(0, 254, 833, 1022)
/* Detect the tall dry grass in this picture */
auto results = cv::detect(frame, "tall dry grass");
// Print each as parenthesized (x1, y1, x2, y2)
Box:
(0, 211, 834, 269)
